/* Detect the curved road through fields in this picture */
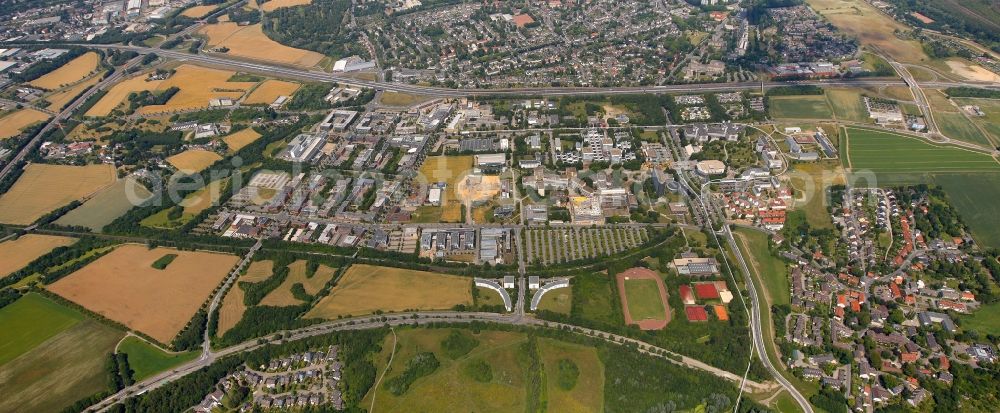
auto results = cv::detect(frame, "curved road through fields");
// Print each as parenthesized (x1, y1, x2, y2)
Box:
(86, 311, 776, 412)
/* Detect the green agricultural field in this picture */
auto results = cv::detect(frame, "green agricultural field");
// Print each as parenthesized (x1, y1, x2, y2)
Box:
(0, 317, 122, 413)
(825, 88, 869, 122)
(959, 300, 1000, 336)
(953, 98, 1000, 146)
(538, 338, 604, 413)
(364, 329, 528, 412)
(0, 293, 85, 365)
(622, 278, 666, 321)
(117, 336, 198, 380)
(768, 95, 833, 119)
(936, 112, 993, 147)
(930, 173, 1000, 248)
(571, 273, 621, 326)
(55, 177, 152, 231)
(734, 228, 790, 306)
(842, 127, 1000, 174)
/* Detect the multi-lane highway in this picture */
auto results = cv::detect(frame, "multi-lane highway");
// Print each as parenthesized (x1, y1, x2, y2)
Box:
(61, 44, 1000, 99)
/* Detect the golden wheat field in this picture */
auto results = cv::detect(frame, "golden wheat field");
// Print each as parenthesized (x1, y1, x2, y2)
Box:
(243, 80, 299, 105)
(260, 260, 336, 306)
(29, 52, 100, 90)
(0, 234, 77, 279)
(305, 264, 472, 319)
(85, 75, 162, 117)
(198, 23, 324, 67)
(45, 74, 103, 111)
(180, 4, 218, 18)
(48, 245, 238, 343)
(260, 0, 311, 12)
(221, 128, 262, 152)
(0, 163, 116, 225)
(136, 65, 256, 115)
(0, 108, 50, 140)
(166, 149, 223, 174)
(216, 260, 274, 335)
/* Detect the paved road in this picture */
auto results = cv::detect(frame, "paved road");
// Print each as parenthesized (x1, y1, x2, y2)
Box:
(39, 44, 1000, 99)
(86, 311, 772, 412)
(675, 174, 813, 413)
(722, 226, 814, 413)
(201, 237, 264, 357)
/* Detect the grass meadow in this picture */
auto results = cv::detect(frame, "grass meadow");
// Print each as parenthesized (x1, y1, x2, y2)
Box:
(116, 336, 198, 381)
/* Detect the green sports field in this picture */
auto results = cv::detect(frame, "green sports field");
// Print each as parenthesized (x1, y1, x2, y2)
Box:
(0, 293, 85, 365)
(843, 127, 1000, 174)
(768, 95, 834, 119)
(622, 278, 666, 321)
(117, 336, 199, 380)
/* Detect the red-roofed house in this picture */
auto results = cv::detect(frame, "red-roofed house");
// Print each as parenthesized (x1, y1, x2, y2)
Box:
(685, 306, 708, 322)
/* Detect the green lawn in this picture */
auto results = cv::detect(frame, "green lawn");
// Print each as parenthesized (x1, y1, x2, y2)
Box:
(622, 278, 667, 321)
(0, 293, 85, 366)
(411, 205, 444, 224)
(538, 338, 604, 413)
(117, 336, 199, 381)
(959, 300, 1000, 336)
(363, 329, 528, 413)
(733, 228, 790, 306)
(843, 127, 1000, 174)
(768, 95, 833, 119)
(788, 161, 843, 230)
(535, 288, 572, 315)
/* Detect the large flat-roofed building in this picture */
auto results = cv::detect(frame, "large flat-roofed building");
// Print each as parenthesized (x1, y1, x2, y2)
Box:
(672, 255, 720, 276)
(280, 134, 326, 163)
(695, 160, 726, 176)
(475, 153, 506, 173)
(319, 109, 359, 131)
